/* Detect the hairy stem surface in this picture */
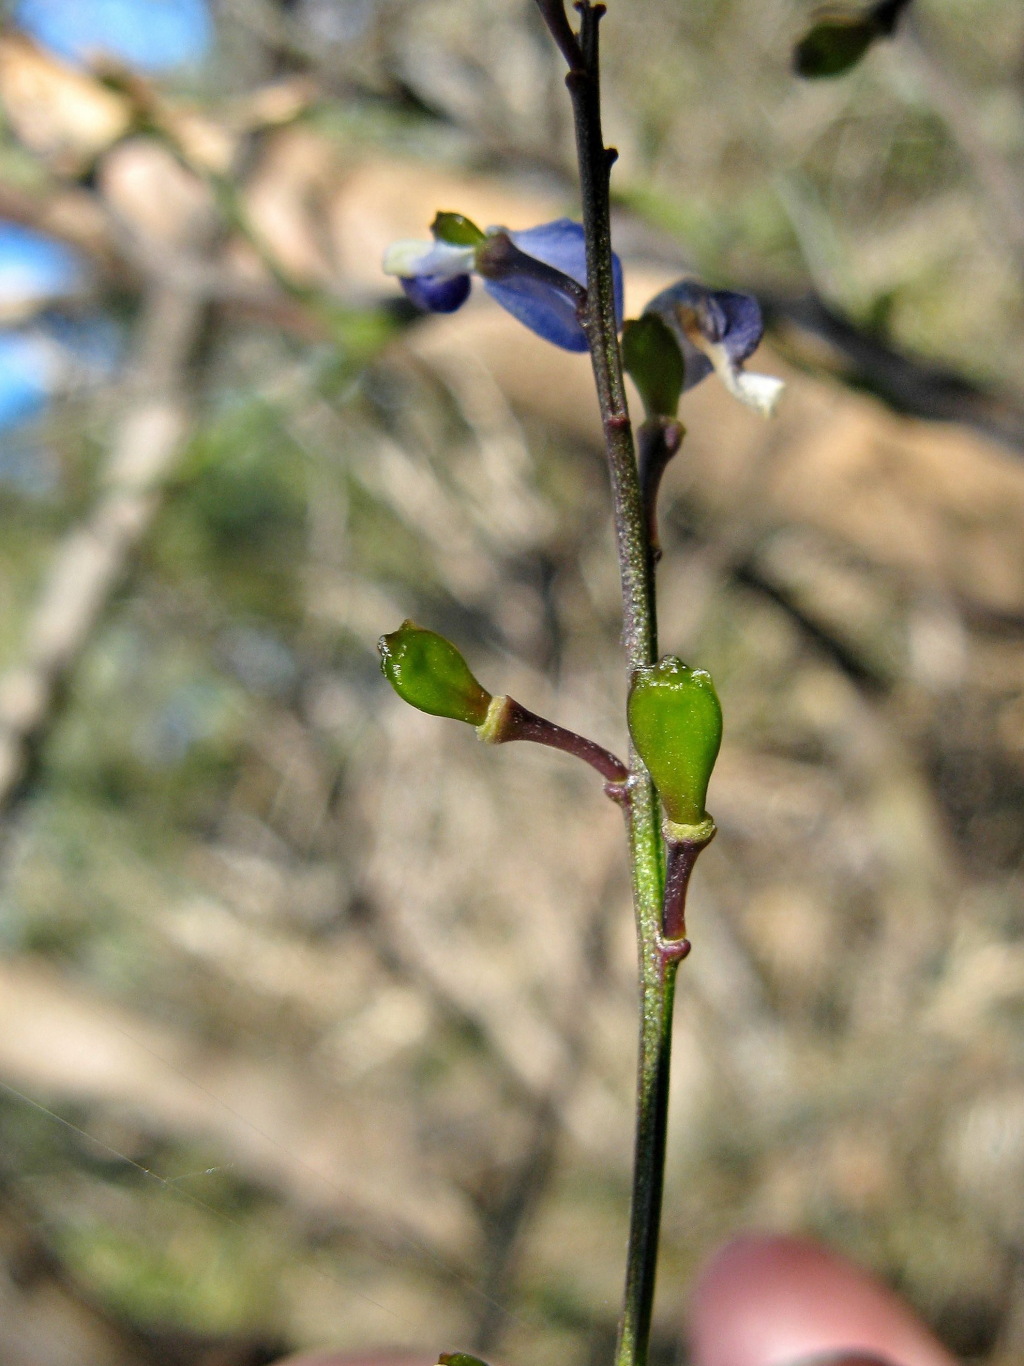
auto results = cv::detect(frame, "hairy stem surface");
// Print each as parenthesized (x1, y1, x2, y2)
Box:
(535, 6, 681, 1366)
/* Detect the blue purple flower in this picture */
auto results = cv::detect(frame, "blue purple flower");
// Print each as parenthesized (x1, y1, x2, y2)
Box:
(383, 216, 623, 353)
(644, 279, 783, 415)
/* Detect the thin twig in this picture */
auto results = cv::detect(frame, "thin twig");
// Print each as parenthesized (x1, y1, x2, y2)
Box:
(0, 274, 208, 827)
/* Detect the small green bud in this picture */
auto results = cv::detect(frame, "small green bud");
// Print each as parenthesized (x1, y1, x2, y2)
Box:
(378, 621, 492, 725)
(623, 314, 685, 419)
(794, 10, 880, 78)
(628, 656, 723, 826)
(431, 212, 486, 247)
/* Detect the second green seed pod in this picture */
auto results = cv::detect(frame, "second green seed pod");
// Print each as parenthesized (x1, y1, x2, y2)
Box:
(628, 656, 723, 828)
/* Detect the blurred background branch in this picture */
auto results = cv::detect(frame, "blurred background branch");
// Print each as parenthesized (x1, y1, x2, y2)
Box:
(0, 272, 208, 824)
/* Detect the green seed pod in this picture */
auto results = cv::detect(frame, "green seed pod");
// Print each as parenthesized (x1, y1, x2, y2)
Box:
(378, 621, 492, 725)
(623, 313, 685, 419)
(628, 656, 723, 827)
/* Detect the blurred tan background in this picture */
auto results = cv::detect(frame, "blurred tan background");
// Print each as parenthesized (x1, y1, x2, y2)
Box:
(0, 0, 1023, 1363)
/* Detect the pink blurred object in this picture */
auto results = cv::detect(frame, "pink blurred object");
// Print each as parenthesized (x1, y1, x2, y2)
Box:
(688, 1235, 959, 1366)
(274, 1354, 437, 1366)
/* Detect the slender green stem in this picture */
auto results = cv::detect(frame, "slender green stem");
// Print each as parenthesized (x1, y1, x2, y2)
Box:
(534, 6, 684, 1366)
(618, 942, 686, 1366)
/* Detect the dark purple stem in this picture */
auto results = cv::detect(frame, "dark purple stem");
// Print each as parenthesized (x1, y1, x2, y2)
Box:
(637, 417, 684, 566)
(662, 837, 704, 942)
(492, 696, 628, 785)
(535, 0, 583, 66)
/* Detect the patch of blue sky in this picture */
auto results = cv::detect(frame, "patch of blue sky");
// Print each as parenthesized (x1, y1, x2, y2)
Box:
(13, 0, 213, 73)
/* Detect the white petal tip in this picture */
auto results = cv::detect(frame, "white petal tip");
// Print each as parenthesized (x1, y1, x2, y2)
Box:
(732, 371, 785, 417)
(702, 338, 785, 416)
(382, 238, 475, 280)
(382, 239, 430, 277)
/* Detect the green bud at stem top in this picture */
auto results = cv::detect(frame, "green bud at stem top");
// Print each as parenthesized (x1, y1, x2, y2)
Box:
(628, 656, 723, 826)
(622, 314, 685, 420)
(379, 621, 492, 725)
(431, 212, 487, 246)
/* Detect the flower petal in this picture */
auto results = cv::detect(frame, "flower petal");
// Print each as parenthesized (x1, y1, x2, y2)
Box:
(709, 361, 785, 416)
(507, 219, 587, 283)
(483, 273, 588, 351)
(383, 238, 475, 281)
(704, 288, 763, 364)
(508, 217, 624, 326)
(400, 273, 471, 314)
(483, 217, 623, 352)
(645, 278, 782, 414)
(646, 278, 764, 371)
